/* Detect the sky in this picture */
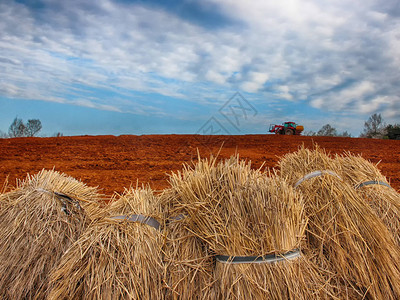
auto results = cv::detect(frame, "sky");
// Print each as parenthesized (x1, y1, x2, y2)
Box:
(0, 0, 399, 136)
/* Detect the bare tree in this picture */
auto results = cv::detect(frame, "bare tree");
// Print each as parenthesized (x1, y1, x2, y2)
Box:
(25, 119, 42, 137)
(361, 113, 386, 138)
(8, 117, 26, 138)
(317, 124, 337, 136)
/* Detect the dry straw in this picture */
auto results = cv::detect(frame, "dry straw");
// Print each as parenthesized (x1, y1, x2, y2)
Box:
(168, 155, 331, 299)
(0, 176, 9, 209)
(278, 145, 400, 299)
(49, 186, 165, 300)
(0, 169, 103, 299)
(337, 153, 400, 246)
(161, 189, 215, 299)
(1, 175, 9, 195)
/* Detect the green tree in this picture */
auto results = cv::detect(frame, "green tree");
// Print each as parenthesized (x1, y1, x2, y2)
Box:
(386, 124, 400, 140)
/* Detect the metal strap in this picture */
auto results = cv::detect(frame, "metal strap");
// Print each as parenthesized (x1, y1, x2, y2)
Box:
(111, 214, 161, 231)
(294, 170, 341, 188)
(171, 214, 185, 221)
(36, 188, 82, 215)
(216, 249, 301, 264)
(356, 180, 392, 189)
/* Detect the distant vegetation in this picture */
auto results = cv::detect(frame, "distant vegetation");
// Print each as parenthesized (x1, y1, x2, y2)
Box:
(2, 117, 42, 138)
(359, 113, 386, 139)
(0, 113, 398, 139)
(304, 113, 399, 139)
(303, 124, 352, 137)
(385, 124, 400, 140)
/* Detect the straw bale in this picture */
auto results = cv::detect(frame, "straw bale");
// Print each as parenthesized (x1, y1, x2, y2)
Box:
(337, 153, 400, 245)
(161, 189, 215, 299)
(168, 155, 331, 299)
(49, 187, 165, 300)
(0, 169, 102, 299)
(278, 146, 400, 299)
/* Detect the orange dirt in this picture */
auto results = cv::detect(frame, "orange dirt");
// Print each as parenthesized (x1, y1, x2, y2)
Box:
(1, 134, 400, 197)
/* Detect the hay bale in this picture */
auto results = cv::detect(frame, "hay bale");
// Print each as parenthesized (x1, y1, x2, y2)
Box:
(49, 187, 165, 300)
(337, 153, 400, 245)
(161, 189, 215, 299)
(278, 146, 400, 299)
(169, 155, 331, 299)
(0, 169, 103, 299)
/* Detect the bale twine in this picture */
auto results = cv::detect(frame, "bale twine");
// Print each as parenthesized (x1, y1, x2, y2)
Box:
(49, 187, 165, 300)
(169, 155, 331, 299)
(337, 153, 400, 245)
(161, 189, 215, 300)
(278, 146, 400, 299)
(0, 169, 103, 300)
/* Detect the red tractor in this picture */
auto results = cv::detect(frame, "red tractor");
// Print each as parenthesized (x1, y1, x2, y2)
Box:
(269, 121, 304, 135)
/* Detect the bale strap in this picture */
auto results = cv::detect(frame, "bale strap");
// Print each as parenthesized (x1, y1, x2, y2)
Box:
(294, 170, 341, 188)
(167, 214, 186, 222)
(356, 180, 392, 189)
(111, 214, 161, 231)
(35, 188, 82, 215)
(216, 249, 301, 264)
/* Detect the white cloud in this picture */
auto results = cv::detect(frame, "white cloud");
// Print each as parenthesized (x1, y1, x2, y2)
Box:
(358, 96, 391, 114)
(205, 70, 226, 85)
(340, 81, 375, 102)
(310, 81, 375, 111)
(240, 71, 269, 92)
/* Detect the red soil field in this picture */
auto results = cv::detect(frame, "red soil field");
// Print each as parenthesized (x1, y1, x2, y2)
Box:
(1, 134, 400, 197)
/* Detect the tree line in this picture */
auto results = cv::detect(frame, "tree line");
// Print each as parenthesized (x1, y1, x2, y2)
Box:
(304, 113, 400, 139)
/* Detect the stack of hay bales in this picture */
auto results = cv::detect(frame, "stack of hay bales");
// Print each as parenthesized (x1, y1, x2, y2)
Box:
(161, 189, 215, 299)
(0, 169, 104, 299)
(4, 148, 400, 299)
(278, 146, 400, 299)
(337, 153, 400, 245)
(168, 155, 331, 299)
(49, 187, 165, 300)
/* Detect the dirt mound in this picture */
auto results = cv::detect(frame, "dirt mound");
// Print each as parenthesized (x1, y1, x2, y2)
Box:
(1, 135, 399, 195)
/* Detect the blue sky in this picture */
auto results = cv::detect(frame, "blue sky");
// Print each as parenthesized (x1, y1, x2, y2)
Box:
(1, 0, 399, 136)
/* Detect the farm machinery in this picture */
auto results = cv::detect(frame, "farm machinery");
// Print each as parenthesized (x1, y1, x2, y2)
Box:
(269, 121, 304, 135)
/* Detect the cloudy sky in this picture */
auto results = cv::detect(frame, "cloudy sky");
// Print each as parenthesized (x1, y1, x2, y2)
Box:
(0, 0, 399, 136)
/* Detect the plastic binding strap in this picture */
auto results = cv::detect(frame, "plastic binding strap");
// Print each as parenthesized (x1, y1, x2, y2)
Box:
(216, 249, 301, 264)
(111, 214, 161, 231)
(294, 170, 341, 188)
(356, 180, 392, 189)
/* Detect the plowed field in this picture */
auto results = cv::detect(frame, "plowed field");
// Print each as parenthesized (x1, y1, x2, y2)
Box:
(1, 134, 400, 196)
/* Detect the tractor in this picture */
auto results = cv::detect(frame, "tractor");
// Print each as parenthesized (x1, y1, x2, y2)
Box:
(269, 122, 304, 135)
